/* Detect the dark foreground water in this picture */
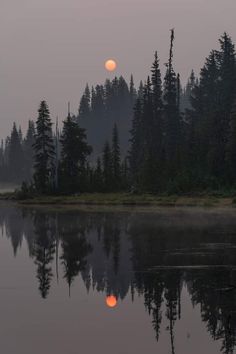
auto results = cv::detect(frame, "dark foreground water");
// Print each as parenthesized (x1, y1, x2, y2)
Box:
(1, 203, 236, 354)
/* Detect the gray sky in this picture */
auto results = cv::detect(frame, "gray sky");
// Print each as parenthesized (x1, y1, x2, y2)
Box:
(1, 0, 236, 138)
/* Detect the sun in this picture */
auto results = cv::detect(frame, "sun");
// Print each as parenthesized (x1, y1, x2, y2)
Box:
(105, 59, 117, 72)
(106, 295, 117, 308)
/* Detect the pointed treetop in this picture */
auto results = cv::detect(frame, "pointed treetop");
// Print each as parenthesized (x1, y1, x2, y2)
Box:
(68, 102, 71, 119)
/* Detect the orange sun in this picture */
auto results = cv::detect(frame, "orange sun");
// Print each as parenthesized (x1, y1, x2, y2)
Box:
(106, 295, 117, 308)
(105, 59, 117, 72)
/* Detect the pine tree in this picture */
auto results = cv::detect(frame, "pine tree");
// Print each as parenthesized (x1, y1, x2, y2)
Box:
(8, 122, 24, 182)
(163, 29, 181, 180)
(60, 113, 92, 194)
(129, 98, 143, 189)
(78, 84, 91, 120)
(33, 101, 55, 194)
(150, 51, 164, 190)
(111, 124, 121, 191)
(102, 141, 113, 191)
(93, 157, 103, 192)
(217, 33, 236, 180)
(225, 99, 236, 184)
(23, 120, 35, 180)
(129, 74, 137, 104)
(181, 70, 196, 111)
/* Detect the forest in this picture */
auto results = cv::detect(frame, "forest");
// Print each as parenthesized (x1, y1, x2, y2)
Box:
(1, 31, 236, 195)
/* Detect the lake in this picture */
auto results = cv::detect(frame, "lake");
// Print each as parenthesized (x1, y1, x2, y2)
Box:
(0, 203, 236, 354)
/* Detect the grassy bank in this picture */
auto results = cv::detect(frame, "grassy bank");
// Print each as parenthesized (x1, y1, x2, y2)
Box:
(6, 192, 236, 208)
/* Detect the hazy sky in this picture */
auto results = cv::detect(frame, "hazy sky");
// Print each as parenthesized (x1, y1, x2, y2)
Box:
(1, 0, 236, 138)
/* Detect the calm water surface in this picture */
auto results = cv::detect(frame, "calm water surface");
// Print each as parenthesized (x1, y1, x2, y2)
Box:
(1, 203, 236, 354)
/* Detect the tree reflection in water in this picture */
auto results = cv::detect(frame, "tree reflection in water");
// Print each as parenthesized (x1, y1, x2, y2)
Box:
(2, 205, 236, 353)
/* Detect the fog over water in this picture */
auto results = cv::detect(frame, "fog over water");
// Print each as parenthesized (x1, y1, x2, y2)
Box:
(0, 0, 236, 137)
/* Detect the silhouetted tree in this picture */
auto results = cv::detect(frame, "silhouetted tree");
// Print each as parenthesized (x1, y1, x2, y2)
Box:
(60, 113, 92, 193)
(33, 101, 55, 194)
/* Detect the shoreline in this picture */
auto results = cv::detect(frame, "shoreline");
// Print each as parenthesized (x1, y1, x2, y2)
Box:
(1, 193, 236, 208)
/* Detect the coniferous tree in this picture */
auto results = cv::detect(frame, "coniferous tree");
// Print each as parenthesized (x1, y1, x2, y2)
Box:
(225, 100, 236, 184)
(33, 101, 55, 194)
(150, 51, 164, 190)
(8, 122, 24, 182)
(79, 84, 91, 120)
(111, 123, 121, 191)
(163, 29, 181, 181)
(102, 141, 113, 191)
(129, 98, 143, 189)
(140, 77, 155, 191)
(60, 113, 92, 194)
(0, 140, 4, 180)
(129, 74, 137, 104)
(23, 120, 35, 181)
(93, 158, 103, 192)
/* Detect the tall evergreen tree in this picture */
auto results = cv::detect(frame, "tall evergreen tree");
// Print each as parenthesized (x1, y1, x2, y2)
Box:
(60, 113, 92, 194)
(163, 29, 181, 180)
(150, 51, 164, 190)
(33, 101, 55, 194)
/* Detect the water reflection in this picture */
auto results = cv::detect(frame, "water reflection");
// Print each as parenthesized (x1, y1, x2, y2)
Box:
(1, 204, 236, 353)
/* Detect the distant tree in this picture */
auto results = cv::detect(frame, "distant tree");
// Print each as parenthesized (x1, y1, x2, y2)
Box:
(102, 141, 113, 191)
(78, 84, 91, 120)
(93, 157, 104, 192)
(225, 99, 236, 184)
(112, 124, 121, 191)
(181, 70, 196, 111)
(129, 74, 137, 104)
(33, 101, 55, 194)
(150, 51, 164, 190)
(23, 120, 35, 181)
(163, 29, 181, 180)
(129, 98, 143, 189)
(60, 113, 92, 194)
(8, 122, 24, 182)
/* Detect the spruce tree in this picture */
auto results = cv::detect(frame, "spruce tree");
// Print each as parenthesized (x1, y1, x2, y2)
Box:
(78, 84, 91, 120)
(225, 99, 236, 184)
(111, 124, 121, 191)
(129, 98, 143, 189)
(93, 157, 103, 192)
(33, 101, 55, 194)
(8, 122, 24, 183)
(163, 29, 181, 180)
(102, 141, 113, 191)
(129, 74, 137, 104)
(60, 113, 92, 194)
(140, 77, 156, 191)
(23, 120, 35, 181)
(150, 51, 164, 190)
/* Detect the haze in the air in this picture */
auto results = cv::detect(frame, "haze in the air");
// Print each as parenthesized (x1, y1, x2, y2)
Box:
(0, 0, 235, 137)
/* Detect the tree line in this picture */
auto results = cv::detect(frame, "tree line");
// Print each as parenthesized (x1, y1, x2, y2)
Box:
(1, 31, 236, 194)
